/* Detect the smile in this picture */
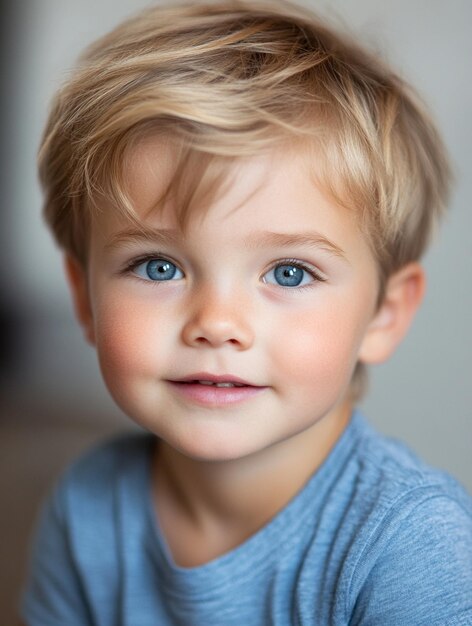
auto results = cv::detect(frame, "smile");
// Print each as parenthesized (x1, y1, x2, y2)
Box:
(166, 380, 267, 406)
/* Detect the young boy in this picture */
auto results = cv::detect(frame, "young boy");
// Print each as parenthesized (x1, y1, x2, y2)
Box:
(21, 1, 472, 624)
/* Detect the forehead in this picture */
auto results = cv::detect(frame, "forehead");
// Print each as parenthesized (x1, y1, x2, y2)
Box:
(92, 135, 368, 259)
(121, 134, 296, 219)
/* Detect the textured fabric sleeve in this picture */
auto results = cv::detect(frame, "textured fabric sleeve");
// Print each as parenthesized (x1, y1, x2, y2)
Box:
(350, 493, 472, 626)
(20, 480, 93, 626)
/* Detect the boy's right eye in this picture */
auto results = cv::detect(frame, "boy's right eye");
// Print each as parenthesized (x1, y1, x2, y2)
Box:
(132, 257, 184, 282)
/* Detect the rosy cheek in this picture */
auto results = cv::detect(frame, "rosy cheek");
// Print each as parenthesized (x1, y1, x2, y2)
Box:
(269, 307, 360, 394)
(94, 295, 165, 385)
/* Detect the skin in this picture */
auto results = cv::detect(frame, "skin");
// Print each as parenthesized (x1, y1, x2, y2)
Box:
(66, 139, 425, 566)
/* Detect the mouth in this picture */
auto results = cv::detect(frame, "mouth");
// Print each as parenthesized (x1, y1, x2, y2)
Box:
(169, 373, 259, 387)
(166, 373, 267, 406)
(174, 380, 247, 388)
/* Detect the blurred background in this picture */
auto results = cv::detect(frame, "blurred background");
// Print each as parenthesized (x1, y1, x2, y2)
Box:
(1, 0, 471, 622)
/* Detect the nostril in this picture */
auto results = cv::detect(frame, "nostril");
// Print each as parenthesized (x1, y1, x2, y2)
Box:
(195, 336, 210, 344)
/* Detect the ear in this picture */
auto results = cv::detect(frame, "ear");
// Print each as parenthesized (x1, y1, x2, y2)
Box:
(63, 254, 96, 346)
(358, 262, 426, 364)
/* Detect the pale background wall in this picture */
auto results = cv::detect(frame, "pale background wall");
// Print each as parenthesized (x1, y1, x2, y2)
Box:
(1, 0, 471, 622)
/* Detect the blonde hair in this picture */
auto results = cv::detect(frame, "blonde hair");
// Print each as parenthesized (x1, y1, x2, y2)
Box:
(38, 0, 452, 399)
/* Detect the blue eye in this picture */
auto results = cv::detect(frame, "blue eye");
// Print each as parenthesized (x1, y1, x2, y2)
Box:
(134, 258, 184, 282)
(263, 263, 316, 288)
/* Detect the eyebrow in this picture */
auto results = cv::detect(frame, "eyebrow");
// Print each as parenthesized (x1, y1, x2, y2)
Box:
(244, 231, 347, 259)
(105, 227, 182, 251)
(105, 227, 347, 260)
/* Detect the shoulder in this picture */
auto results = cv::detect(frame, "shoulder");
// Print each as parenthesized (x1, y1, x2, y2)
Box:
(21, 432, 154, 624)
(344, 412, 472, 623)
(49, 430, 154, 521)
(347, 411, 472, 561)
(348, 411, 471, 517)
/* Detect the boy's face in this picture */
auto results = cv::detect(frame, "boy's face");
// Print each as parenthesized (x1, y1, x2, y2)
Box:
(79, 139, 382, 462)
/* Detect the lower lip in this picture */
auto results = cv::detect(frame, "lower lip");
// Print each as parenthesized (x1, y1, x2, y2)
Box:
(167, 381, 267, 406)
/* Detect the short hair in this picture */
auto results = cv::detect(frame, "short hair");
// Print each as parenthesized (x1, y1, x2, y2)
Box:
(38, 0, 452, 399)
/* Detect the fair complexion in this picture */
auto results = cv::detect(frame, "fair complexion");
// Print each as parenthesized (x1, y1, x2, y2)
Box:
(66, 139, 425, 566)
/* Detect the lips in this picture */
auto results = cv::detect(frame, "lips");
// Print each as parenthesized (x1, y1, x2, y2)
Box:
(170, 372, 257, 387)
(166, 373, 266, 406)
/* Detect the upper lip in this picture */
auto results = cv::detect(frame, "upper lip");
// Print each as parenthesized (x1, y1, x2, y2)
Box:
(169, 372, 259, 386)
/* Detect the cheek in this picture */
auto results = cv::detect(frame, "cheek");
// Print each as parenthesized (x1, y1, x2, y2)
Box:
(268, 303, 367, 394)
(93, 292, 174, 390)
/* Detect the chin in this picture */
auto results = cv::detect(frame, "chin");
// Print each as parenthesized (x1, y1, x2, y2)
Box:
(166, 429, 268, 464)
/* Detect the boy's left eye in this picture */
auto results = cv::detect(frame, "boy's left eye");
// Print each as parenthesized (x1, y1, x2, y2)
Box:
(262, 263, 320, 288)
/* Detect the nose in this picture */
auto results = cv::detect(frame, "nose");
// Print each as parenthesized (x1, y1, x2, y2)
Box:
(181, 285, 255, 350)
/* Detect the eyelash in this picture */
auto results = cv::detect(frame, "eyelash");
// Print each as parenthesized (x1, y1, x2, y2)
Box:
(265, 257, 326, 289)
(121, 252, 327, 290)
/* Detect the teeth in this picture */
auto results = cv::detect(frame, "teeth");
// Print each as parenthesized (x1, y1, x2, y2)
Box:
(196, 380, 244, 387)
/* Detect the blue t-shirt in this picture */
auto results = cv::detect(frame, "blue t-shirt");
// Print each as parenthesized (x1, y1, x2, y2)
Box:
(21, 410, 472, 625)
